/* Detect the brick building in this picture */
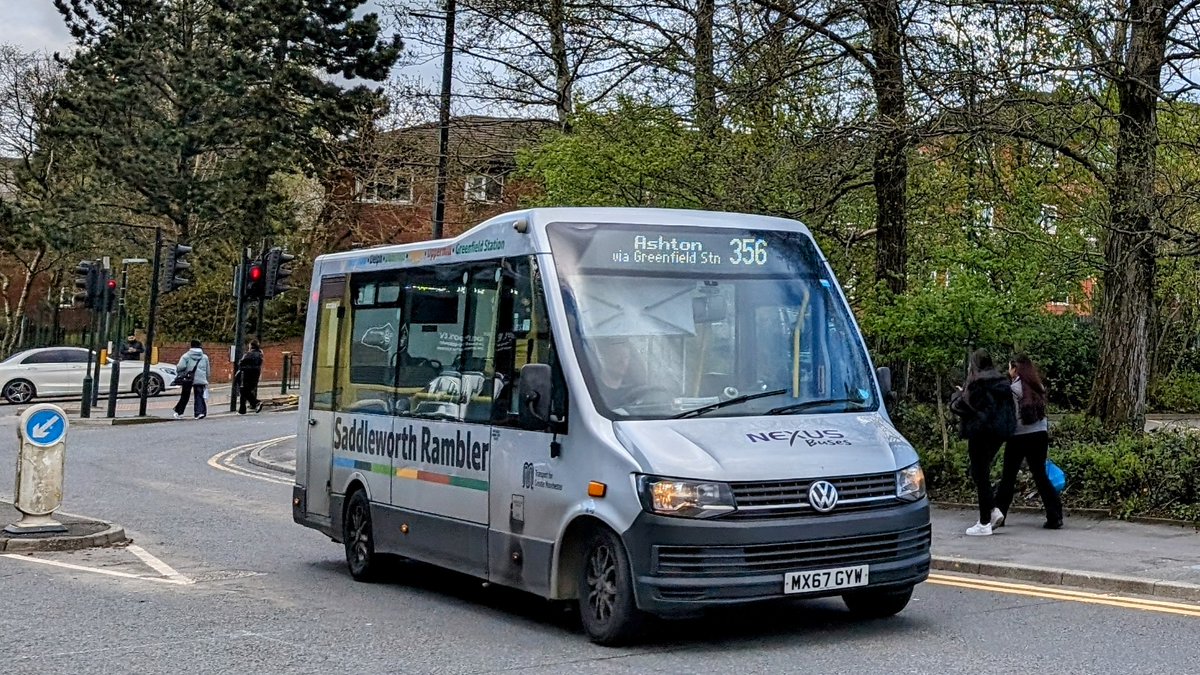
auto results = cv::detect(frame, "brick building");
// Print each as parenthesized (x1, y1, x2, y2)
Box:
(321, 115, 557, 251)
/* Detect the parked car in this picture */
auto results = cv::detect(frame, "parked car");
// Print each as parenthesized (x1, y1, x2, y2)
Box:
(0, 347, 178, 404)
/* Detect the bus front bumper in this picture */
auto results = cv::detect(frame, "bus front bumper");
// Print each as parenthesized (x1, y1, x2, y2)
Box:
(621, 499, 930, 616)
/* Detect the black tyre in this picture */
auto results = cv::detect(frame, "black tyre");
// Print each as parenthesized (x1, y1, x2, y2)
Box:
(578, 526, 643, 645)
(842, 586, 914, 619)
(344, 490, 379, 581)
(133, 374, 165, 397)
(2, 379, 36, 404)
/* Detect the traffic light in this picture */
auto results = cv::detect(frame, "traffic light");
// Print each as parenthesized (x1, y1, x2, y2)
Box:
(264, 247, 295, 298)
(102, 275, 118, 312)
(72, 260, 100, 309)
(243, 260, 266, 299)
(162, 243, 193, 294)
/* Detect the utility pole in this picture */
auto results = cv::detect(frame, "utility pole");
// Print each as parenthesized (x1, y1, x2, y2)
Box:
(432, 0, 456, 240)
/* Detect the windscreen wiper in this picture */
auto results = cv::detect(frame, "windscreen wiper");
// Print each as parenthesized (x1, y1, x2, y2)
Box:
(766, 397, 868, 415)
(672, 388, 788, 419)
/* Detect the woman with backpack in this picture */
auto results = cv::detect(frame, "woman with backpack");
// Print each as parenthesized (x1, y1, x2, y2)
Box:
(993, 354, 1064, 529)
(950, 349, 1017, 536)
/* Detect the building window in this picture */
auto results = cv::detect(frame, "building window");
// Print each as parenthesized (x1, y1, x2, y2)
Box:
(359, 173, 413, 204)
(465, 174, 504, 203)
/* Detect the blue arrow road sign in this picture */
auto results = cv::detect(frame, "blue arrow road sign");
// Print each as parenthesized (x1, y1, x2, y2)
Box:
(24, 407, 67, 447)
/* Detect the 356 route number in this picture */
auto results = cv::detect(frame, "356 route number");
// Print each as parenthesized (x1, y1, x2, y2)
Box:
(728, 238, 768, 265)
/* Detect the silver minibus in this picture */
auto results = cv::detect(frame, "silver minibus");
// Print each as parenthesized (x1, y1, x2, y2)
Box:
(292, 207, 930, 644)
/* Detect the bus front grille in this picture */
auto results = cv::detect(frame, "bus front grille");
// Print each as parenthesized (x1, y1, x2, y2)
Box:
(653, 524, 931, 577)
(726, 472, 899, 519)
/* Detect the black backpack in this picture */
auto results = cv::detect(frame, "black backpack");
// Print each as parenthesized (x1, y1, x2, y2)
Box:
(953, 375, 1016, 440)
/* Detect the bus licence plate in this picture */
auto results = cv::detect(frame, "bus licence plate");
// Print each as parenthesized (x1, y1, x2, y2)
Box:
(783, 565, 869, 594)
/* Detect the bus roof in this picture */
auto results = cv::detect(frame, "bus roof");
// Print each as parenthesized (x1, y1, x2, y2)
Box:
(312, 207, 814, 271)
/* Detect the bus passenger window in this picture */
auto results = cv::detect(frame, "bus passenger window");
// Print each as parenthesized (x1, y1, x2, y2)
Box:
(339, 276, 402, 415)
(310, 276, 346, 412)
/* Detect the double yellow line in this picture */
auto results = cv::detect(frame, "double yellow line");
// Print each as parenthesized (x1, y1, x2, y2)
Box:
(928, 573, 1200, 618)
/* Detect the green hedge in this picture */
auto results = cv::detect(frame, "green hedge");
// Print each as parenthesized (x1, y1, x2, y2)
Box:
(893, 406, 1200, 522)
(1150, 372, 1200, 414)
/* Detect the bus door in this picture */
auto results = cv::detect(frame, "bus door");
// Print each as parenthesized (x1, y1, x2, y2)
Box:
(306, 275, 346, 523)
(486, 257, 568, 597)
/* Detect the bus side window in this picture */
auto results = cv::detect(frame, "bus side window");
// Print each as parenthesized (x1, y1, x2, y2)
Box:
(310, 276, 346, 412)
(341, 275, 402, 416)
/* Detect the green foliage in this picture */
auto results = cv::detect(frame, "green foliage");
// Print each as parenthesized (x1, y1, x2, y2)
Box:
(1011, 314, 1099, 409)
(1150, 372, 1200, 414)
(49, 0, 399, 243)
(900, 407, 1200, 522)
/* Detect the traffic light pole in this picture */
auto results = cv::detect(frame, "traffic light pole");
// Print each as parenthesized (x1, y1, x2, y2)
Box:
(230, 295, 246, 413)
(92, 280, 111, 409)
(106, 266, 128, 418)
(80, 307, 97, 418)
(139, 228, 162, 417)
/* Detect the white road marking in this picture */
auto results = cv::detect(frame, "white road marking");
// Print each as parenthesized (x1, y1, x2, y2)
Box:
(1, 551, 192, 585)
(127, 544, 193, 584)
(207, 436, 294, 486)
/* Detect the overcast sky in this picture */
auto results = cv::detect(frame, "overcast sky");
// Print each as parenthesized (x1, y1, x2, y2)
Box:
(1, 2, 478, 108)
(0, 3, 75, 55)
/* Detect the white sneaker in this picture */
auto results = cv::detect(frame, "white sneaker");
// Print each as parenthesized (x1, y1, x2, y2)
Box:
(173, 412, 182, 419)
(965, 522, 993, 536)
(990, 508, 1005, 529)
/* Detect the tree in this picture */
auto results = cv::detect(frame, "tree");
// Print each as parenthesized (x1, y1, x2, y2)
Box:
(753, 0, 914, 296)
(51, 0, 400, 247)
(0, 46, 90, 355)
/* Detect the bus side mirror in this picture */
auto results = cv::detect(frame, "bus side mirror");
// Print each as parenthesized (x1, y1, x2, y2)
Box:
(876, 366, 893, 399)
(518, 363, 552, 430)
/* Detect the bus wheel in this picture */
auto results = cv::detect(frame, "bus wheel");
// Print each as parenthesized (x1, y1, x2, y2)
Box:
(578, 526, 643, 645)
(344, 490, 378, 581)
(842, 586, 914, 619)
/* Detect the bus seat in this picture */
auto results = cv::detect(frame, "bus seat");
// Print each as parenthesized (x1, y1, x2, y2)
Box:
(345, 398, 390, 415)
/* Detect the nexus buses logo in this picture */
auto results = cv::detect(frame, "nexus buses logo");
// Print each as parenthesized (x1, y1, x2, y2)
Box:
(745, 429, 851, 448)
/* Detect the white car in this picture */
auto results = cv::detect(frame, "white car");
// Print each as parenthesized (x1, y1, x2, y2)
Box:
(0, 347, 178, 404)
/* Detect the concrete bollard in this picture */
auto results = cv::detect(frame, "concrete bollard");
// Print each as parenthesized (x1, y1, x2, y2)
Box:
(6, 404, 69, 534)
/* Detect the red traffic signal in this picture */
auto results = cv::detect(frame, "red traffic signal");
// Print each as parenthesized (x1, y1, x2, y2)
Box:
(242, 262, 266, 299)
(107, 279, 117, 290)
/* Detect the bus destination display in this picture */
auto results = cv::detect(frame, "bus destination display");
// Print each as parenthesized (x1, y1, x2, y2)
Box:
(558, 224, 815, 277)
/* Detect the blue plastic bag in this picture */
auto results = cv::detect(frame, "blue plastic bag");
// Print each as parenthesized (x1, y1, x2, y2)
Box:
(1046, 459, 1066, 493)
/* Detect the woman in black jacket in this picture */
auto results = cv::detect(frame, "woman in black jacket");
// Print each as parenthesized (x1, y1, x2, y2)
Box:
(950, 349, 1017, 536)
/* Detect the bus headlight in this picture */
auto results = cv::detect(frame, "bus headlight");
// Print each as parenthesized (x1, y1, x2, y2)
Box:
(897, 462, 926, 501)
(637, 476, 735, 518)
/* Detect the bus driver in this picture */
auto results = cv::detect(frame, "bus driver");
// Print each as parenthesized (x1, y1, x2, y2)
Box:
(590, 336, 664, 410)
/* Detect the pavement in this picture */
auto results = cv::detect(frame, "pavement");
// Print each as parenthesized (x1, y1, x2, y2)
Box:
(0, 501, 127, 552)
(0, 383, 299, 426)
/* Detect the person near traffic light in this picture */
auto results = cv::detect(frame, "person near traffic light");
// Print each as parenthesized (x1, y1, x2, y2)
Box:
(993, 354, 1063, 530)
(173, 340, 211, 420)
(238, 340, 264, 415)
(120, 335, 145, 362)
(950, 349, 1017, 536)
